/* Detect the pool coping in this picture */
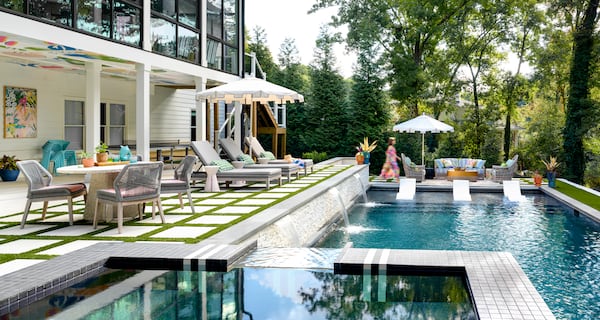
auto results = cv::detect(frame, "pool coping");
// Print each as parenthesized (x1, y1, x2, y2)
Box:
(335, 247, 556, 320)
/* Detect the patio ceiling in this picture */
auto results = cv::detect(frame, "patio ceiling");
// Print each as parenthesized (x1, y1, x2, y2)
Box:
(0, 32, 219, 88)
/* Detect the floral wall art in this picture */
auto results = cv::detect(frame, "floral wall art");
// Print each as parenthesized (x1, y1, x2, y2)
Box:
(4, 86, 37, 138)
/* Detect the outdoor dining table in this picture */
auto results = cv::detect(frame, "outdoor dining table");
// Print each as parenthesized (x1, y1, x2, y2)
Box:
(57, 162, 142, 222)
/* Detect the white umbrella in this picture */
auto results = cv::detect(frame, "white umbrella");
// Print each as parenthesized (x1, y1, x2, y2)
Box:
(393, 113, 454, 165)
(196, 77, 304, 103)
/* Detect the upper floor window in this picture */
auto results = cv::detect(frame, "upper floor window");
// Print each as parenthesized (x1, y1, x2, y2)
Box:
(206, 0, 238, 73)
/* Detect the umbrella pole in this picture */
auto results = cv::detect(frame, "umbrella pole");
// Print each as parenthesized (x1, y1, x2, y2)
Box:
(421, 132, 425, 166)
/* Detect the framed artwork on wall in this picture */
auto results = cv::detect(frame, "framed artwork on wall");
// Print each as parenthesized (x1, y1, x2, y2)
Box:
(4, 86, 37, 138)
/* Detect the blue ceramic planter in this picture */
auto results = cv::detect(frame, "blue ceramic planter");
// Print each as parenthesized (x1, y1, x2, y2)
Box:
(0, 169, 20, 181)
(547, 171, 556, 188)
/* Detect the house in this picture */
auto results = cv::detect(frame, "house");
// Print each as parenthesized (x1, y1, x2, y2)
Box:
(0, 0, 287, 163)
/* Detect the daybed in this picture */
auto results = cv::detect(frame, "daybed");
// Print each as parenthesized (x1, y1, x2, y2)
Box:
(434, 158, 486, 179)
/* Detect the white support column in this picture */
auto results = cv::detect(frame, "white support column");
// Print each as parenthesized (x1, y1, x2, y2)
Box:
(85, 62, 101, 155)
(200, 0, 207, 67)
(195, 77, 207, 141)
(233, 101, 242, 146)
(282, 103, 287, 128)
(142, 0, 151, 51)
(136, 63, 151, 161)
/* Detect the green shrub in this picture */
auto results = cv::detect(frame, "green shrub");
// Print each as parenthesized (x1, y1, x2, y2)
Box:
(303, 151, 328, 163)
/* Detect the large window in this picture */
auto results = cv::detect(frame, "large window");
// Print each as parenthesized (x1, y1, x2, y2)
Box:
(101, 103, 126, 146)
(29, 0, 73, 27)
(77, 0, 111, 37)
(151, 0, 201, 62)
(64, 100, 84, 150)
(113, 1, 141, 46)
(206, 0, 238, 73)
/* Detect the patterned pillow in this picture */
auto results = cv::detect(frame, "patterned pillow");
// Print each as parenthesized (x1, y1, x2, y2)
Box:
(476, 159, 486, 168)
(434, 159, 444, 169)
(237, 154, 255, 165)
(442, 159, 453, 168)
(209, 159, 234, 171)
(260, 151, 276, 160)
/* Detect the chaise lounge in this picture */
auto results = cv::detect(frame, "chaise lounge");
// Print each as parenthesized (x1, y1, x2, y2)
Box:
(219, 137, 300, 182)
(492, 154, 519, 182)
(190, 140, 283, 189)
(245, 136, 314, 175)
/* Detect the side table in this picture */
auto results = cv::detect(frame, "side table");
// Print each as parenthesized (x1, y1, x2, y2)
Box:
(231, 161, 246, 186)
(204, 165, 220, 192)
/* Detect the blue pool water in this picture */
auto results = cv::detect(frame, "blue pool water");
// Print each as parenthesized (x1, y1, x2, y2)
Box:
(319, 191, 600, 320)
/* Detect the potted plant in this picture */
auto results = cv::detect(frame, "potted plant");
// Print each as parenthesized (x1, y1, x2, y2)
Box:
(95, 141, 109, 163)
(0, 154, 20, 181)
(81, 151, 95, 167)
(542, 156, 560, 188)
(356, 137, 377, 165)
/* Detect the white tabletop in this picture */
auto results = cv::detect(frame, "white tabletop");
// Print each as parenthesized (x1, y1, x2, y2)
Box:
(57, 164, 127, 175)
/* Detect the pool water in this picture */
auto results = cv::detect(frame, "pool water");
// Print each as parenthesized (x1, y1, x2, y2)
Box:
(318, 191, 600, 320)
(8, 266, 475, 319)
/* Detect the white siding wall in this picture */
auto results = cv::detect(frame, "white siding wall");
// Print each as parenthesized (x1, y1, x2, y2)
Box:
(0, 61, 194, 160)
(150, 87, 195, 143)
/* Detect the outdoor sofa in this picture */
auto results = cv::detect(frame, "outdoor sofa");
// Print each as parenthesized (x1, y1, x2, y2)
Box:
(434, 157, 486, 179)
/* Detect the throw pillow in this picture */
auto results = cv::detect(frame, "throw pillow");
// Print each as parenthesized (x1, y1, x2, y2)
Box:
(442, 159, 453, 168)
(506, 159, 514, 167)
(476, 159, 486, 168)
(209, 159, 234, 171)
(404, 157, 411, 166)
(260, 151, 276, 160)
(434, 159, 443, 169)
(237, 154, 255, 165)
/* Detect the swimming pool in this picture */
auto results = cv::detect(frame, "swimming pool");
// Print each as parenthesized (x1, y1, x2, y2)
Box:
(8, 265, 476, 319)
(318, 191, 600, 319)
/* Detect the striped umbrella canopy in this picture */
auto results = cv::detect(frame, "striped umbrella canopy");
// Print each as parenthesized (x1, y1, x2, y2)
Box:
(393, 113, 454, 165)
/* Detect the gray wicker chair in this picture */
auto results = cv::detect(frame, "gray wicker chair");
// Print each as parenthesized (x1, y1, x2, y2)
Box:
(161, 155, 198, 213)
(400, 153, 425, 182)
(492, 154, 519, 182)
(93, 162, 165, 234)
(17, 160, 87, 228)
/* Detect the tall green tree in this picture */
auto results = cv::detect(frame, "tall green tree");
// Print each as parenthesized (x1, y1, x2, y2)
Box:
(563, 0, 599, 183)
(304, 26, 349, 156)
(501, 0, 543, 160)
(247, 26, 280, 79)
(347, 43, 390, 170)
(312, 0, 473, 117)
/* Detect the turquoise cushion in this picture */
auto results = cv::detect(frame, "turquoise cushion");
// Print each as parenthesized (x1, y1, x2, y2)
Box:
(404, 157, 411, 166)
(476, 159, 486, 168)
(435, 159, 443, 168)
(506, 159, 514, 167)
(260, 151, 276, 160)
(237, 154, 255, 165)
(209, 159, 234, 171)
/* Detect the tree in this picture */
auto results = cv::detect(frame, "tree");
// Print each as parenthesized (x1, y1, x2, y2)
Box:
(501, 0, 543, 160)
(347, 42, 390, 171)
(563, 0, 599, 183)
(312, 0, 473, 117)
(304, 26, 349, 156)
(247, 26, 280, 79)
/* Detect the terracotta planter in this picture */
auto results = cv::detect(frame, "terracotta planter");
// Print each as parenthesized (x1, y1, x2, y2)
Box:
(96, 152, 109, 163)
(533, 174, 542, 187)
(356, 152, 365, 165)
(82, 158, 95, 167)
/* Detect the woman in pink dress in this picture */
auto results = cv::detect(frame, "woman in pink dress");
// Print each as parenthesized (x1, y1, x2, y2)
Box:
(379, 137, 400, 181)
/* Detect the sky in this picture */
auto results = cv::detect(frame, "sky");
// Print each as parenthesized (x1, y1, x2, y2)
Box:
(244, 0, 356, 78)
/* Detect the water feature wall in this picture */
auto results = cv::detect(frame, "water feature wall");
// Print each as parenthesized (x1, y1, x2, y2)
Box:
(205, 158, 369, 248)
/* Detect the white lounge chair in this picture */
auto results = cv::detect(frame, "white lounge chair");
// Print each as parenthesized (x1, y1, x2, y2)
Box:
(396, 178, 416, 200)
(190, 141, 282, 189)
(453, 180, 472, 201)
(245, 136, 314, 175)
(503, 180, 527, 202)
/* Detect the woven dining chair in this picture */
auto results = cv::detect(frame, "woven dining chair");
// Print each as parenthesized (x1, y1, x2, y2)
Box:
(160, 155, 198, 214)
(17, 160, 87, 228)
(93, 162, 165, 234)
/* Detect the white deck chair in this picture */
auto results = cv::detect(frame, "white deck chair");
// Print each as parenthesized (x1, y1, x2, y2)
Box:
(396, 178, 417, 200)
(503, 180, 527, 202)
(453, 180, 472, 201)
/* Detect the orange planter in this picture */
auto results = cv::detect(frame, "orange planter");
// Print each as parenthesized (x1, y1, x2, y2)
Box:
(82, 158, 95, 167)
(356, 152, 365, 165)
